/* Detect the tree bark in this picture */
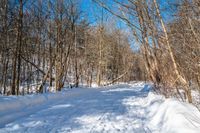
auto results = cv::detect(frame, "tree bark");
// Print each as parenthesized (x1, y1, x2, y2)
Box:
(153, 0, 192, 103)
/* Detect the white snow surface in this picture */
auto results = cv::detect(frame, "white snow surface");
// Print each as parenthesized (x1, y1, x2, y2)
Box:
(0, 82, 200, 133)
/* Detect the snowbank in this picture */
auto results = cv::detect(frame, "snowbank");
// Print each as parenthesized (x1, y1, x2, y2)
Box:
(145, 92, 200, 133)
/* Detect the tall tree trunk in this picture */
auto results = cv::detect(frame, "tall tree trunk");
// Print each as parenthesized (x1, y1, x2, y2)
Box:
(153, 0, 192, 103)
(96, 27, 103, 86)
(2, 0, 9, 95)
(16, 0, 23, 95)
(74, 26, 79, 87)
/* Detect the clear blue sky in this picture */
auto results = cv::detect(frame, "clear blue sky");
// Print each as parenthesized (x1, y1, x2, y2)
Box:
(80, 0, 128, 28)
(80, 0, 176, 24)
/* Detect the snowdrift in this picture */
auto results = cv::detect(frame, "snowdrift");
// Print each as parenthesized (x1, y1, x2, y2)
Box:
(146, 92, 200, 133)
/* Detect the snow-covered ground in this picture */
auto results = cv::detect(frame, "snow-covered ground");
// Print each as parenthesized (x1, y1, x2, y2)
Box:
(0, 82, 200, 133)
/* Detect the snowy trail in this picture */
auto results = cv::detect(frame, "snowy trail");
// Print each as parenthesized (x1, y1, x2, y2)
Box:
(0, 82, 200, 133)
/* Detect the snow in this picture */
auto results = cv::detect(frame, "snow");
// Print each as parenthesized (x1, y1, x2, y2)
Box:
(0, 82, 200, 133)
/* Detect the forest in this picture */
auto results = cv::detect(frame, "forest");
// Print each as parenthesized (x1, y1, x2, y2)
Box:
(0, 0, 199, 104)
(0, 0, 200, 132)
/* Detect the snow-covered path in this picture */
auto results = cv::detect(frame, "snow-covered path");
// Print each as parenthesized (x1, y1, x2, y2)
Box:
(1, 82, 200, 133)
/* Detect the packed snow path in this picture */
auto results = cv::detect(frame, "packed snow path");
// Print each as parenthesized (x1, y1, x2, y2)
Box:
(1, 82, 200, 133)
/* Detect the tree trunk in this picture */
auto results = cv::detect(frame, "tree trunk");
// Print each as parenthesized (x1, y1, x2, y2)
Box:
(16, 0, 23, 95)
(74, 26, 79, 87)
(153, 0, 192, 103)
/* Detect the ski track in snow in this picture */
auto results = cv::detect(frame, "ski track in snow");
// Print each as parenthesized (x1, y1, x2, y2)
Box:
(0, 82, 200, 133)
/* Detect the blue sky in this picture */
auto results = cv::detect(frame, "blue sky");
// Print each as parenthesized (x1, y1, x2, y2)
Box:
(81, 0, 130, 34)
(80, 0, 177, 24)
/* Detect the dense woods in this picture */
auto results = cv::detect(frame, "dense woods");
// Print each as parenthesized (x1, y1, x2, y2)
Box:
(0, 0, 139, 95)
(0, 0, 199, 104)
(93, 0, 200, 103)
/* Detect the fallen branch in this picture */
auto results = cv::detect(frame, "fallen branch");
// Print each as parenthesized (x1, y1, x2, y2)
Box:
(103, 71, 128, 86)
